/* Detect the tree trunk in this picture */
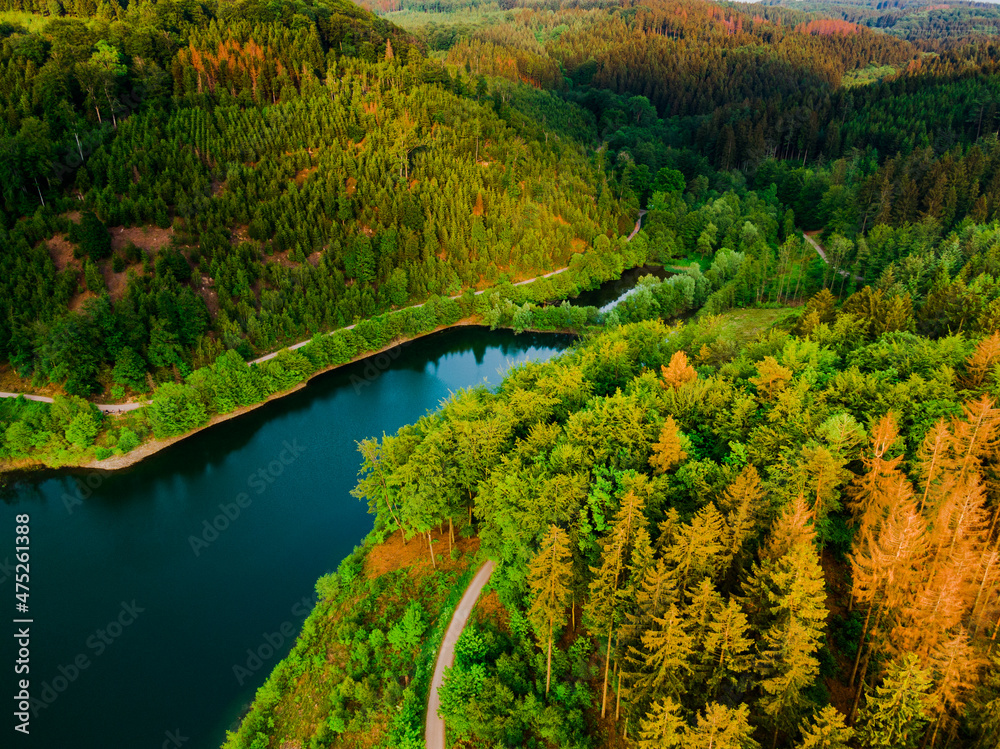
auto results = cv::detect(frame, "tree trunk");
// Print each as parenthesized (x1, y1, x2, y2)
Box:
(851, 601, 875, 687)
(448, 516, 454, 553)
(988, 611, 1000, 656)
(385, 498, 404, 542)
(615, 661, 622, 721)
(849, 649, 872, 724)
(545, 620, 553, 695)
(427, 530, 436, 568)
(600, 627, 613, 718)
(792, 244, 804, 301)
(971, 551, 997, 636)
(928, 718, 941, 749)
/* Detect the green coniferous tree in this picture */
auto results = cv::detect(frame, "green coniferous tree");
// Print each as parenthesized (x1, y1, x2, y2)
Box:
(637, 697, 685, 749)
(855, 653, 933, 749)
(796, 705, 853, 749)
(527, 524, 573, 695)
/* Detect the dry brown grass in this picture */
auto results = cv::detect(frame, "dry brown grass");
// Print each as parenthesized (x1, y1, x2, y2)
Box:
(365, 527, 480, 579)
(110, 224, 174, 255)
(46, 234, 79, 273)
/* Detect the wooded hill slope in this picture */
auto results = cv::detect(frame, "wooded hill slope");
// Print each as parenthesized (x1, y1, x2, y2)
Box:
(231, 299, 1000, 749)
(0, 0, 620, 398)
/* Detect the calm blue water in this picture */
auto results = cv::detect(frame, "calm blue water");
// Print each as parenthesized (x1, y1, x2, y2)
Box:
(0, 327, 572, 749)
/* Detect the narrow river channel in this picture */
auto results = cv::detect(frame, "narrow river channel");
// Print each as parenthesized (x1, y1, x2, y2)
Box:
(0, 327, 573, 749)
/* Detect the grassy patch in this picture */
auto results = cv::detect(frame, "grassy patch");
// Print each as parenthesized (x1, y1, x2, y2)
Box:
(664, 253, 711, 272)
(0, 10, 92, 31)
(704, 306, 800, 344)
(842, 63, 898, 88)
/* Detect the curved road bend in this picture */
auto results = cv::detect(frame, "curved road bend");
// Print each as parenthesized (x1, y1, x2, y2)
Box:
(628, 209, 647, 241)
(425, 560, 496, 749)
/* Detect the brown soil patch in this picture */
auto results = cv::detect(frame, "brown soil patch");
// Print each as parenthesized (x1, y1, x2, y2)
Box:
(821, 553, 850, 619)
(69, 289, 96, 313)
(570, 237, 588, 253)
(230, 225, 251, 245)
(294, 167, 316, 187)
(198, 285, 220, 317)
(110, 225, 174, 255)
(63, 210, 82, 223)
(552, 214, 570, 226)
(825, 675, 855, 716)
(364, 527, 480, 578)
(266, 249, 306, 270)
(46, 234, 80, 273)
(101, 262, 130, 302)
(0, 364, 61, 397)
(346, 176, 357, 197)
(473, 589, 509, 632)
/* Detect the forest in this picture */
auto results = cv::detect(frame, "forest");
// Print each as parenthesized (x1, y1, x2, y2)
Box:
(0, 0, 621, 401)
(227, 297, 1000, 749)
(6, 0, 1000, 745)
(7, 0, 1000, 410)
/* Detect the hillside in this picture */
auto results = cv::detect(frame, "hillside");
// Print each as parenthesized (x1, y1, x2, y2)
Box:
(0, 0, 620, 402)
(229, 301, 1000, 749)
(5, 0, 1000, 746)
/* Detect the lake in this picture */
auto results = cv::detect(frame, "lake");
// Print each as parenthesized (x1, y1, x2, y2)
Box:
(0, 327, 573, 749)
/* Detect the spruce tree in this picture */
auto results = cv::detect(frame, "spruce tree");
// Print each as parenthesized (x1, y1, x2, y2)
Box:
(855, 653, 932, 749)
(527, 524, 573, 695)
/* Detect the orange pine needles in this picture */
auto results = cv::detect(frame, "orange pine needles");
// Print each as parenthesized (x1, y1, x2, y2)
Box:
(964, 332, 1000, 390)
(660, 350, 697, 390)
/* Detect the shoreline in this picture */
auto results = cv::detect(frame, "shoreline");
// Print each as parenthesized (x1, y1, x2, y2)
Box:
(0, 213, 649, 478)
(4, 319, 578, 476)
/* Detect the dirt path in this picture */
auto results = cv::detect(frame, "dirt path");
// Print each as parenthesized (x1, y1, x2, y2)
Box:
(803, 232, 863, 282)
(628, 210, 647, 241)
(425, 560, 495, 749)
(0, 391, 148, 414)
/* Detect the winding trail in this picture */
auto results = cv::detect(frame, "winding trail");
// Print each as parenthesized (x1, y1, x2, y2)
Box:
(425, 560, 495, 749)
(628, 209, 647, 241)
(0, 211, 648, 407)
(0, 391, 148, 414)
(803, 232, 864, 283)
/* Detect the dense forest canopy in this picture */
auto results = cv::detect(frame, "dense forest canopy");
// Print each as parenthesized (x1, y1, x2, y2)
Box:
(0, 0, 623, 397)
(225, 302, 1000, 749)
(12, 0, 1000, 401)
(6, 0, 1000, 747)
